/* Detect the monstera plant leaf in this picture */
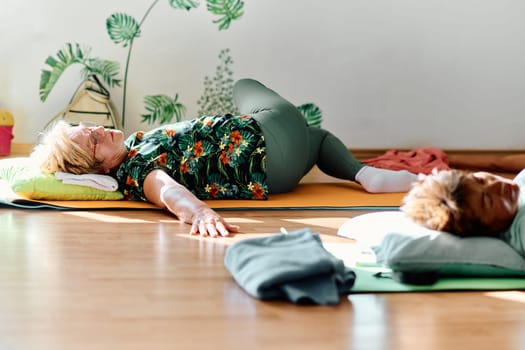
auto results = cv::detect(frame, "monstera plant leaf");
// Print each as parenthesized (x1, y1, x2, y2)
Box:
(141, 94, 186, 124)
(106, 13, 141, 47)
(206, 0, 244, 30)
(169, 0, 200, 10)
(297, 103, 323, 128)
(39, 43, 121, 102)
(82, 59, 121, 88)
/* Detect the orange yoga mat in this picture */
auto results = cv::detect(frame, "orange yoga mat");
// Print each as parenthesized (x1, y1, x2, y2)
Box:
(1, 182, 405, 210)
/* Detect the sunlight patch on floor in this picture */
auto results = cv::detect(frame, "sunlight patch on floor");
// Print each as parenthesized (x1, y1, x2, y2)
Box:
(162, 217, 261, 224)
(173, 217, 267, 245)
(323, 242, 376, 267)
(64, 211, 155, 223)
(282, 217, 349, 229)
(485, 291, 525, 304)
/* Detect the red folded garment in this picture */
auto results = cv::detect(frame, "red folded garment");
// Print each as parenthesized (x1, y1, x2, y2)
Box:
(362, 147, 450, 174)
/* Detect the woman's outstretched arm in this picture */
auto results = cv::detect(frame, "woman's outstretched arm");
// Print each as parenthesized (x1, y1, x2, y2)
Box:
(143, 169, 240, 237)
(448, 154, 525, 173)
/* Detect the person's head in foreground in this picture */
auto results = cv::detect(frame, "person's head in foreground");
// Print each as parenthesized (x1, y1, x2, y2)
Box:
(401, 169, 521, 237)
(32, 120, 128, 175)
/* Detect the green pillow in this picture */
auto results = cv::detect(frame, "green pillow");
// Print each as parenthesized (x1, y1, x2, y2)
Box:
(338, 211, 525, 277)
(0, 157, 123, 200)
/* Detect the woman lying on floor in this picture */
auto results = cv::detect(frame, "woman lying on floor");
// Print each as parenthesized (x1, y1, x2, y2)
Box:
(32, 78, 417, 237)
(401, 167, 524, 239)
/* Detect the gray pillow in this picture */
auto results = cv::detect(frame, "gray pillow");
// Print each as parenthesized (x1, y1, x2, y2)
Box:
(337, 211, 525, 277)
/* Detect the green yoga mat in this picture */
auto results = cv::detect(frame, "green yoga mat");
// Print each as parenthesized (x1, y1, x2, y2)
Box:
(352, 266, 525, 292)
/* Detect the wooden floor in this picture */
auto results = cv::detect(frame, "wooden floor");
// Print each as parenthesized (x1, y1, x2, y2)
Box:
(2, 153, 525, 349)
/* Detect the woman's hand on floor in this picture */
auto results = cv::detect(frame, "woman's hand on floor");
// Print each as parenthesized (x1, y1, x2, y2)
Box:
(144, 169, 240, 237)
(188, 205, 240, 237)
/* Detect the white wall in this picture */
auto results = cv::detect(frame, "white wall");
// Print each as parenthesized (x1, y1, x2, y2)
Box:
(1, 0, 524, 149)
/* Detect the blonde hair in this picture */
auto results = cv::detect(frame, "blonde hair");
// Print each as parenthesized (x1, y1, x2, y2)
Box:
(31, 120, 103, 174)
(401, 169, 486, 237)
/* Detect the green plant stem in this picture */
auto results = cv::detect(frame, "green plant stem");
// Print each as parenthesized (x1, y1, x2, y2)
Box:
(121, 0, 160, 127)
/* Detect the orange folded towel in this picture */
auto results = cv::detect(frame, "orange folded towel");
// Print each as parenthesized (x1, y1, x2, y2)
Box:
(362, 147, 450, 175)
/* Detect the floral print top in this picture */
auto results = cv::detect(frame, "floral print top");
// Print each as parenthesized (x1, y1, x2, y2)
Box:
(115, 114, 267, 201)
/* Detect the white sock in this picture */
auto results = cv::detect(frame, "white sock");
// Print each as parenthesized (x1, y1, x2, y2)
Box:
(355, 166, 418, 193)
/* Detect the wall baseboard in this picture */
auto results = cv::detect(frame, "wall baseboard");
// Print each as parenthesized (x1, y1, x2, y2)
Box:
(350, 148, 525, 161)
(9, 143, 35, 157)
(3, 144, 525, 160)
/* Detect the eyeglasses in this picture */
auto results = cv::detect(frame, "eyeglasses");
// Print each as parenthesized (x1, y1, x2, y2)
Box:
(89, 130, 100, 160)
(79, 122, 102, 160)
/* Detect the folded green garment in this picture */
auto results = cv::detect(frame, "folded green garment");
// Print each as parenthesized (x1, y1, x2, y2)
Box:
(224, 228, 356, 305)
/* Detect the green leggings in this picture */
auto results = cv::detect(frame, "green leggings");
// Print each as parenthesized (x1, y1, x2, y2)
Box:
(233, 79, 365, 194)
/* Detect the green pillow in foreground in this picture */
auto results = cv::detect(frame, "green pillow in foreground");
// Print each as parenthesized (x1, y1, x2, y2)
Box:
(338, 211, 525, 277)
(0, 157, 123, 200)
